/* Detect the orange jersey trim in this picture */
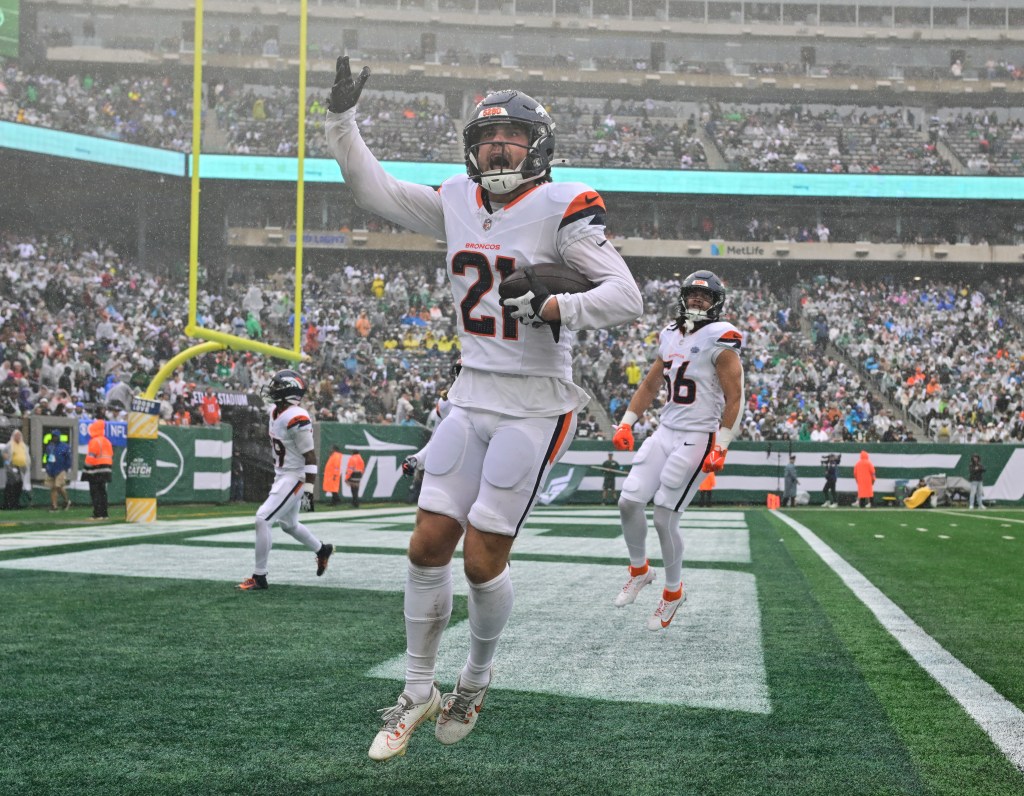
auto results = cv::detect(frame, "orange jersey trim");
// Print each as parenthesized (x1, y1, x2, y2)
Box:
(548, 411, 573, 464)
(501, 183, 541, 211)
(563, 191, 606, 220)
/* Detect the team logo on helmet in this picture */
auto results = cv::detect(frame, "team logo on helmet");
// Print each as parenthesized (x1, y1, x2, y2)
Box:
(677, 270, 727, 332)
(264, 369, 307, 405)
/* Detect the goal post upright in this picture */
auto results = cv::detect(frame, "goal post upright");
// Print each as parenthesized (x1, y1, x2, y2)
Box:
(132, 0, 309, 522)
(294, 0, 309, 355)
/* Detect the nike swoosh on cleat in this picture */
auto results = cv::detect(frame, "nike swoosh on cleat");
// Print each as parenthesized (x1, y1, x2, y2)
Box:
(584, 194, 598, 204)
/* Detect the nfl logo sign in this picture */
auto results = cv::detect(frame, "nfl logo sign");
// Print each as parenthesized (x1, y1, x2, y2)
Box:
(482, 218, 492, 231)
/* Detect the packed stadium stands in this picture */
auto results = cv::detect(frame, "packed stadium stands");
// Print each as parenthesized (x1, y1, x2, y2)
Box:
(4, 0, 1024, 449)
(3, 229, 1023, 445)
(6, 62, 1024, 175)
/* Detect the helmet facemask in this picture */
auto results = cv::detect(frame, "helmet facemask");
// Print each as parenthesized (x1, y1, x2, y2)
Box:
(677, 272, 726, 333)
(466, 121, 547, 194)
(463, 90, 556, 195)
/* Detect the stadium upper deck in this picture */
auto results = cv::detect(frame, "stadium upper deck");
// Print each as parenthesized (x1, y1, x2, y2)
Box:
(27, 0, 1024, 105)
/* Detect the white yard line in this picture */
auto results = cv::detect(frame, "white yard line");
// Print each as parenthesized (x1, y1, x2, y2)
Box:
(774, 511, 1024, 772)
(933, 510, 1024, 526)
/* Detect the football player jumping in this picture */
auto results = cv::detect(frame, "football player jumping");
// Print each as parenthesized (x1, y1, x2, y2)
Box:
(236, 370, 334, 591)
(611, 271, 745, 631)
(326, 59, 642, 759)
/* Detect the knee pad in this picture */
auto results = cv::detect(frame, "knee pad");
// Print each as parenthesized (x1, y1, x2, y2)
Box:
(418, 486, 469, 527)
(618, 495, 646, 522)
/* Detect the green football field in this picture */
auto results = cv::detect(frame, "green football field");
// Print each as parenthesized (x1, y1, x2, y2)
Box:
(1, 504, 1022, 795)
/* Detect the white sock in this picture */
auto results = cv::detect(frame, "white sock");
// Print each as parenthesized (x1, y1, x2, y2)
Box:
(282, 520, 322, 552)
(618, 497, 649, 568)
(653, 505, 684, 592)
(461, 565, 513, 690)
(404, 562, 453, 702)
(254, 516, 272, 576)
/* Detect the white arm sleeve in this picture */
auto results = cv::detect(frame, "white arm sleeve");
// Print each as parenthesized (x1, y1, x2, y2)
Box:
(325, 110, 446, 240)
(554, 234, 643, 331)
(715, 364, 745, 449)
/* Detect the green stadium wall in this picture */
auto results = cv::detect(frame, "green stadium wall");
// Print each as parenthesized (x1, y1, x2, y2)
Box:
(56, 424, 233, 506)
(49, 421, 1018, 508)
(312, 424, 1024, 507)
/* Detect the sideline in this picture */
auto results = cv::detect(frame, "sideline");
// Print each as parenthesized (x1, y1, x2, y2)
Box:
(774, 511, 1024, 772)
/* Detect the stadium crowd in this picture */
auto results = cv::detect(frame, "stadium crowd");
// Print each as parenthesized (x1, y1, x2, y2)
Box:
(707, 102, 954, 175)
(3, 231, 1024, 445)
(5, 62, 1022, 175)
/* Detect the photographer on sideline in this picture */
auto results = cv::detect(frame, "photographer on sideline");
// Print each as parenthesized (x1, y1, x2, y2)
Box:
(967, 453, 986, 510)
(821, 454, 839, 508)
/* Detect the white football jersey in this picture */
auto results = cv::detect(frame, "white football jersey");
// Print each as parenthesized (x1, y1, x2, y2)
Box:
(325, 109, 642, 416)
(657, 320, 744, 432)
(268, 404, 314, 477)
(438, 176, 608, 381)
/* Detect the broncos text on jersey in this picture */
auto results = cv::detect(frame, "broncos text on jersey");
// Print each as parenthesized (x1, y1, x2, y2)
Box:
(268, 404, 315, 477)
(657, 320, 744, 432)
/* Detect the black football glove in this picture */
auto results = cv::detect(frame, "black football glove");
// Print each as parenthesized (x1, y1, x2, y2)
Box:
(300, 484, 315, 512)
(329, 56, 370, 114)
(524, 268, 560, 344)
(401, 456, 418, 478)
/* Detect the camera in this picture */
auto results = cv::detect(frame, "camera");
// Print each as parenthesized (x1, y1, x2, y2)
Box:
(821, 453, 840, 467)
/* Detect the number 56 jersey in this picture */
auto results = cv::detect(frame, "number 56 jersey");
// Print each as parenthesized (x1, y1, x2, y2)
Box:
(658, 320, 744, 432)
(268, 404, 314, 478)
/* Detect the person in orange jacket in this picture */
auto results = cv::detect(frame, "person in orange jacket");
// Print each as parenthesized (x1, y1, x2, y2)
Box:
(345, 448, 366, 508)
(200, 386, 222, 426)
(853, 449, 876, 509)
(323, 445, 344, 507)
(83, 417, 114, 520)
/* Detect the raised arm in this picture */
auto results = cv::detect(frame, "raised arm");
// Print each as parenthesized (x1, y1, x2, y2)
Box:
(324, 57, 445, 240)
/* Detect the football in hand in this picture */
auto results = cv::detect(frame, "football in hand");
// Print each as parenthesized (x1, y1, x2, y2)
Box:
(498, 264, 596, 302)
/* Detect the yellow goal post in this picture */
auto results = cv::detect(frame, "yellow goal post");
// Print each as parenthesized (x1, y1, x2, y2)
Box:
(144, 0, 312, 401)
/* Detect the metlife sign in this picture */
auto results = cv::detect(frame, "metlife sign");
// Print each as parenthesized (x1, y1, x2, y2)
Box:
(710, 243, 767, 258)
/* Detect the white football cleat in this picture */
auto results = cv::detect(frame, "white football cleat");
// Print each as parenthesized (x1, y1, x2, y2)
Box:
(613, 566, 656, 607)
(368, 686, 441, 761)
(435, 672, 492, 745)
(647, 589, 686, 631)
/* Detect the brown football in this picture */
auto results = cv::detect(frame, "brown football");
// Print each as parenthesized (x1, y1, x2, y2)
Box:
(498, 263, 596, 300)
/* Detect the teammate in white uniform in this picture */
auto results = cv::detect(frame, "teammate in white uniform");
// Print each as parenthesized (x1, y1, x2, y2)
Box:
(326, 58, 643, 759)
(401, 359, 461, 482)
(611, 271, 745, 630)
(236, 370, 335, 591)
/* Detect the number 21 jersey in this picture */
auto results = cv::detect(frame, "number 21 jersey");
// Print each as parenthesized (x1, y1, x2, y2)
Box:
(438, 176, 607, 381)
